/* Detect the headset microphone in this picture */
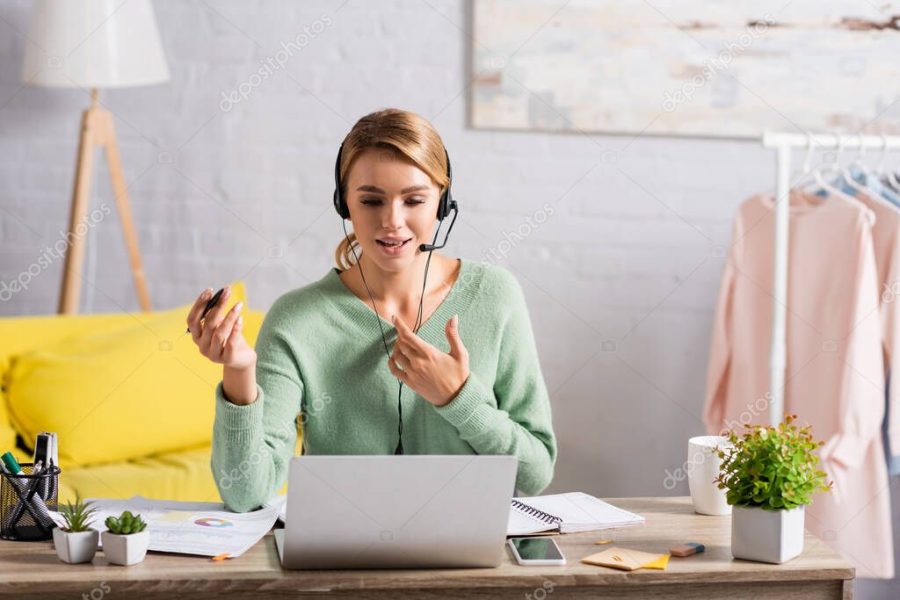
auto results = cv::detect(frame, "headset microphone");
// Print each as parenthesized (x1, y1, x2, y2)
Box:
(418, 200, 458, 252)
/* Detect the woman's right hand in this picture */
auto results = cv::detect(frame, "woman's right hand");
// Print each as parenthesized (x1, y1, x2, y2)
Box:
(187, 286, 257, 371)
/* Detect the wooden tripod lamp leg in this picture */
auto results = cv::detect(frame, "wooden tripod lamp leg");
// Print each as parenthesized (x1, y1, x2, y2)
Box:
(58, 107, 97, 315)
(57, 89, 152, 314)
(102, 114, 152, 312)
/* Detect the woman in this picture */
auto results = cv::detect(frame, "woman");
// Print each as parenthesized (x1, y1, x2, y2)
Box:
(188, 108, 557, 512)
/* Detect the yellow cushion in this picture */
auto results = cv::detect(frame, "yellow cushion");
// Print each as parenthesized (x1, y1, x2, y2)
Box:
(4, 284, 255, 467)
(57, 438, 299, 506)
(58, 445, 221, 505)
(1, 310, 152, 461)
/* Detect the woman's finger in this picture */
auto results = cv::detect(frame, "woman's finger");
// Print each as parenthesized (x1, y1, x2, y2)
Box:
(390, 347, 408, 372)
(392, 315, 418, 341)
(225, 315, 245, 354)
(387, 355, 407, 382)
(187, 288, 213, 340)
(219, 312, 246, 364)
(199, 287, 233, 352)
(393, 319, 429, 357)
(210, 302, 243, 360)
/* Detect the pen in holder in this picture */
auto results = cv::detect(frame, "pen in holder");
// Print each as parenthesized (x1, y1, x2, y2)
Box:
(0, 463, 61, 541)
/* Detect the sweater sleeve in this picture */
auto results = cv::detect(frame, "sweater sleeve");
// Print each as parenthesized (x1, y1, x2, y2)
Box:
(434, 269, 557, 495)
(211, 301, 302, 513)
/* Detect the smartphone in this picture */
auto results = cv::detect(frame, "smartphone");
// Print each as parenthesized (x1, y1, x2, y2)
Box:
(508, 536, 566, 566)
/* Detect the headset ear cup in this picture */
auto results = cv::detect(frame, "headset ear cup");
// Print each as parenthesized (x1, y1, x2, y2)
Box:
(437, 189, 452, 221)
(436, 191, 446, 221)
(333, 143, 348, 219)
(333, 189, 349, 219)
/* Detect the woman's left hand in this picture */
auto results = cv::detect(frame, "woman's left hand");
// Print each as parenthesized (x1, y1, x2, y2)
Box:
(388, 314, 470, 407)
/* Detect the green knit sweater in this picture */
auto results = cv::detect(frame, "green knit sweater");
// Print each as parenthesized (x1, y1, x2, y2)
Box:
(211, 260, 557, 512)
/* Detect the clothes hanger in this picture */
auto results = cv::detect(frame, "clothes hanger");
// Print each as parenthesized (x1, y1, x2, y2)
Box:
(796, 132, 846, 199)
(867, 133, 900, 207)
(842, 132, 873, 193)
(838, 132, 895, 209)
(790, 132, 819, 189)
(883, 133, 900, 193)
(875, 133, 889, 180)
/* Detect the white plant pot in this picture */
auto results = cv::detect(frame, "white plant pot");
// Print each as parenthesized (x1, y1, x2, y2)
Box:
(102, 529, 150, 566)
(731, 504, 805, 564)
(52, 528, 99, 564)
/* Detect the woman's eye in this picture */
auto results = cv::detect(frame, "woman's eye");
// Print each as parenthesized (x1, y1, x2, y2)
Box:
(360, 198, 425, 206)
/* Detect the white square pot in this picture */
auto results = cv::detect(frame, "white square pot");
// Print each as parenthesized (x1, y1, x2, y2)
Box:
(731, 504, 804, 564)
(52, 528, 99, 564)
(102, 529, 150, 566)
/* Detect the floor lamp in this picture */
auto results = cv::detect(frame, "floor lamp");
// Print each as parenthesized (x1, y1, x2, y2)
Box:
(22, 0, 170, 314)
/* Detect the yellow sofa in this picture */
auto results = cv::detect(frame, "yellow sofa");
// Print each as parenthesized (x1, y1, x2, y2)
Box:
(0, 283, 295, 505)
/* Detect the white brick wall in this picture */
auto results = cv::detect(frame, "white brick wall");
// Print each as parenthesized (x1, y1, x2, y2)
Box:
(0, 2, 897, 589)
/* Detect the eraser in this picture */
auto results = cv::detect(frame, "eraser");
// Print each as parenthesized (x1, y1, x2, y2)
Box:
(669, 542, 705, 557)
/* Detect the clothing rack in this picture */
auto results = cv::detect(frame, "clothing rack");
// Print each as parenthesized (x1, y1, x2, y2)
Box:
(759, 131, 900, 426)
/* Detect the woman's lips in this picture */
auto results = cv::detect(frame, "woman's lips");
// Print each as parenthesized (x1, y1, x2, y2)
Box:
(376, 238, 412, 255)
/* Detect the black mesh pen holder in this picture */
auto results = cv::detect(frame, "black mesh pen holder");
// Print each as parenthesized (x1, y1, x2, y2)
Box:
(0, 463, 60, 541)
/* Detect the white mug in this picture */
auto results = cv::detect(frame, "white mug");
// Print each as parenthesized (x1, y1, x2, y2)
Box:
(687, 435, 732, 516)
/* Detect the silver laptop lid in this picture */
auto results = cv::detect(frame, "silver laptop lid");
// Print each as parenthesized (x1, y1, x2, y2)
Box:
(280, 455, 517, 569)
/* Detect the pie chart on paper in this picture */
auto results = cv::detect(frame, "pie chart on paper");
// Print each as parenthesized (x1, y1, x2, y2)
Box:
(194, 517, 234, 528)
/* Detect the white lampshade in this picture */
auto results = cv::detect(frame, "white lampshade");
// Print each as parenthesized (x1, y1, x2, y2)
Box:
(22, 0, 169, 88)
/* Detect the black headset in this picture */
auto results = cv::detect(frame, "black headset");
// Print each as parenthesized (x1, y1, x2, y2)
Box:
(332, 142, 459, 454)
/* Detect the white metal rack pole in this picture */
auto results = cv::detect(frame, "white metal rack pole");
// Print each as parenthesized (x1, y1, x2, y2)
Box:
(759, 131, 900, 426)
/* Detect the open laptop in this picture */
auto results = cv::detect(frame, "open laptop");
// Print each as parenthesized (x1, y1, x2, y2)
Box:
(274, 455, 517, 569)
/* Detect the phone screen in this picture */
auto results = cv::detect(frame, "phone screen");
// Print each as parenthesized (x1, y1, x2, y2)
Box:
(510, 537, 564, 561)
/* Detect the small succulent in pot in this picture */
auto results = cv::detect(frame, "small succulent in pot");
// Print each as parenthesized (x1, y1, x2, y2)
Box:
(102, 510, 150, 566)
(59, 493, 98, 532)
(105, 511, 147, 535)
(53, 493, 99, 564)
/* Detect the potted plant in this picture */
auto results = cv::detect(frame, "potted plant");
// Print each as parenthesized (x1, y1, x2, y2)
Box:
(715, 414, 831, 564)
(102, 510, 149, 566)
(53, 494, 99, 564)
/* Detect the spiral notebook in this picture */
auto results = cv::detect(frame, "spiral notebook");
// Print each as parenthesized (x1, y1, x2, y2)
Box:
(506, 492, 645, 536)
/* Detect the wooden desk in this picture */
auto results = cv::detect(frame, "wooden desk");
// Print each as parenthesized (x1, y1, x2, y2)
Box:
(0, 496, 853, 599)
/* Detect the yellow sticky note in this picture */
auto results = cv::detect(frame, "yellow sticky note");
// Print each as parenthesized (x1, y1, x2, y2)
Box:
(582, 547, 669, 571)
(642, 553, 670, 570)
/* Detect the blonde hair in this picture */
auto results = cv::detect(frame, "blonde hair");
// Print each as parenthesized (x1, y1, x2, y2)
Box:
(334, 108, 450, 271)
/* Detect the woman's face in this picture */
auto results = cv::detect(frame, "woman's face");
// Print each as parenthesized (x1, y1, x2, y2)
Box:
(345, 149, 441, 272)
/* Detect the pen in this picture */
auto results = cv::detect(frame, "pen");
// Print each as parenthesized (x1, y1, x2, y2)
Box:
(2, 452, 55, 531)
(186, 287, 225, 334)
(0, 452, 18, 475)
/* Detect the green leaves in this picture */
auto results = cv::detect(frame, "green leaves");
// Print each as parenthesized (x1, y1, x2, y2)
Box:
(59, 493, 97, 533)
(104, 510, 147, 535)
(715, 414, 831, 510)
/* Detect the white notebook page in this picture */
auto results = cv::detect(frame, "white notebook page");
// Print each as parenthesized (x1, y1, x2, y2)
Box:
(511, 492, 644, 533)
